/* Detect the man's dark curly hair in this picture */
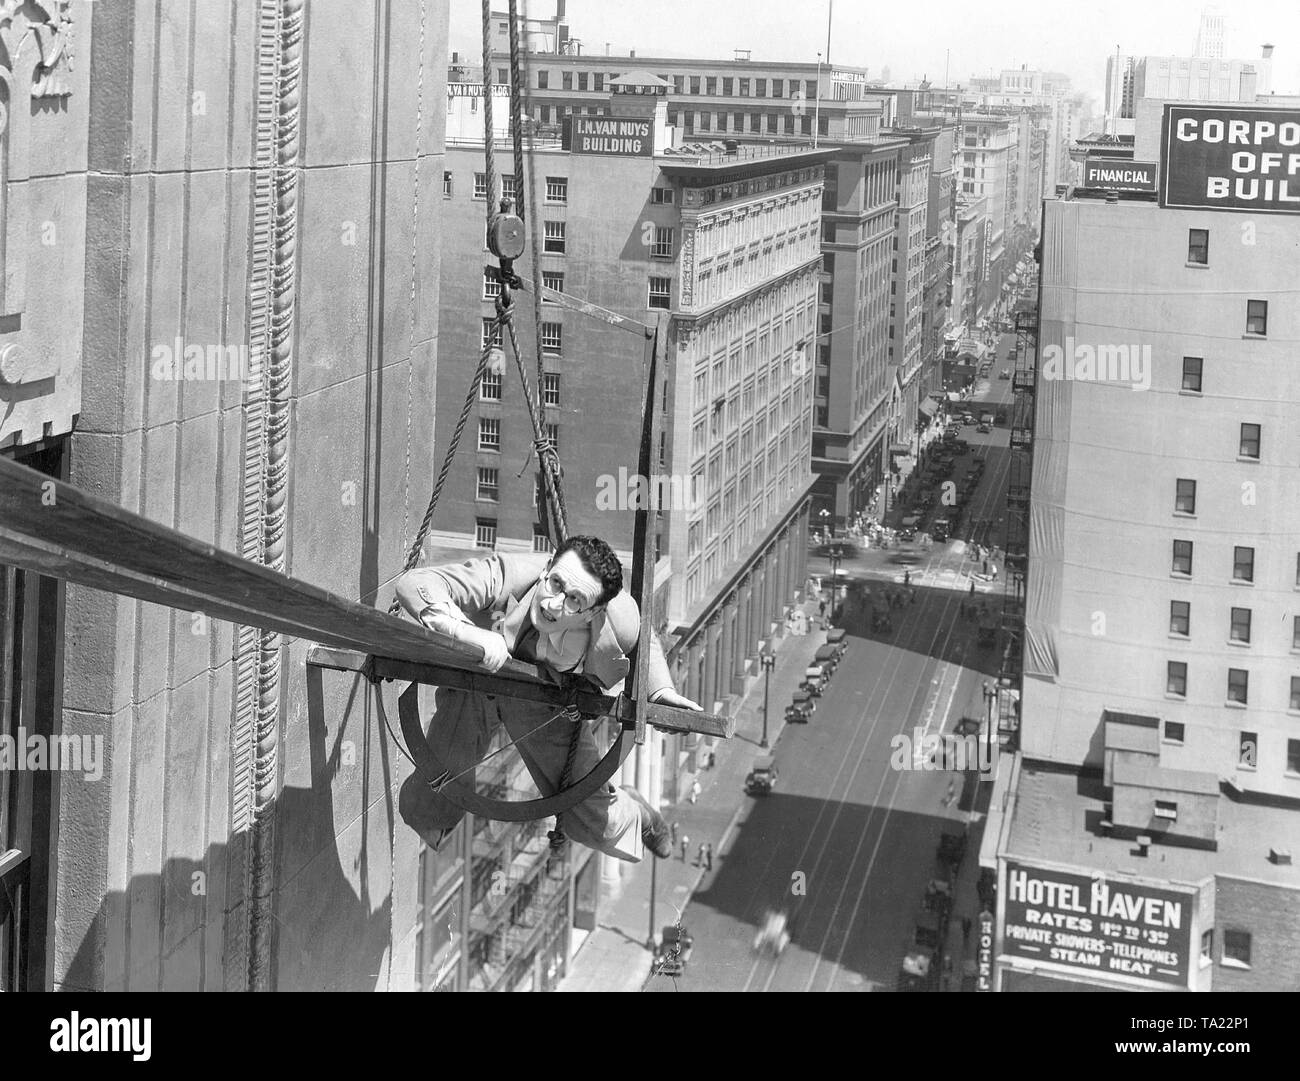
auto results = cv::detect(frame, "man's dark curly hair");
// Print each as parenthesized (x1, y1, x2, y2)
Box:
(551, 535, 624, 607)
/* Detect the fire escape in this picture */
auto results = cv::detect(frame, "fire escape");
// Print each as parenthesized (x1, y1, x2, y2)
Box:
(997, 303, 1037, 745)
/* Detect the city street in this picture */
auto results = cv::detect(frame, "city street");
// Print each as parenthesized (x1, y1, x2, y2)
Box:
(647, 341, 1020, 991)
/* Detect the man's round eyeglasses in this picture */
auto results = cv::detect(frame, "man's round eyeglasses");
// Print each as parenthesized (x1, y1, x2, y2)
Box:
(541, 572, 593, 615)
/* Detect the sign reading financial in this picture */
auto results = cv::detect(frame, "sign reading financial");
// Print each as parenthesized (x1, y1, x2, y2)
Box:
(1082, 158, 1157, 192)
(1002, 862, 1192, 987)
(572, 115, 654, 156)
(1161, 105, 1300, 213)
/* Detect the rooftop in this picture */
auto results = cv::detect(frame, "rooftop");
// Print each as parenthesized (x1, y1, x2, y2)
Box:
(1004, 762, 1300, 889)
(657, 141, 835, 171)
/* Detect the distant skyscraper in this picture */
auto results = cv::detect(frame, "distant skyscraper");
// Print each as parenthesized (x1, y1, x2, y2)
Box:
(1194, 7, 1225, 59)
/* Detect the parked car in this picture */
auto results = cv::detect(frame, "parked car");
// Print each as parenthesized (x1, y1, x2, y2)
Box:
(999, 368, 1011, 379)
(784, 701, 813, 725)
(801, 665, 828, 697)
(790, 688, 817, 716)
(653, 924, 694, 976)
(814, 644, 841, 673)
(977, 422, 992, 434)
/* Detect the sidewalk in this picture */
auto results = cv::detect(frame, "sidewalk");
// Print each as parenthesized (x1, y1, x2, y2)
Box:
(558, 595, 830, 992)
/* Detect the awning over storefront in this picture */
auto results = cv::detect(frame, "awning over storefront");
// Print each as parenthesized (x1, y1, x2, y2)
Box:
(918, 397, 939, 418)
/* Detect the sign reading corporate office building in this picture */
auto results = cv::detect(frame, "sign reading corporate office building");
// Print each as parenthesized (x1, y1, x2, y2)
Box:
(572, 115, 654, 157)
(1002, 862, 1193, 987)
(1161, 104, 1300, 213)
(1082, 158, 1157, 192)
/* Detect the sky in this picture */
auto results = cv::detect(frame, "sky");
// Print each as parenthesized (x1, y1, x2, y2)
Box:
(449, 0, 1300, 111)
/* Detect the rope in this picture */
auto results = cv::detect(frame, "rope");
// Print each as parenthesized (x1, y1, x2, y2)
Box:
(387, 315, 499, 614)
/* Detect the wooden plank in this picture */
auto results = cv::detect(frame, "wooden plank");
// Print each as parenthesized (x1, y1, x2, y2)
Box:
(0, 457, 733, 739)
(308, 646, 733, 739)
(513, 274, 653, 339)
(0, 455, 474, 667)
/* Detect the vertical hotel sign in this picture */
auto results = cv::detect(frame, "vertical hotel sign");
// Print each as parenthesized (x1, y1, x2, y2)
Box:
(1160, 105, 1300, 213)
(1002, 862, 1193, 987)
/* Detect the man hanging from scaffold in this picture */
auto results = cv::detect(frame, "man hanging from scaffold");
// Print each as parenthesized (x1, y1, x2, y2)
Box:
(394, 535, 700, 862)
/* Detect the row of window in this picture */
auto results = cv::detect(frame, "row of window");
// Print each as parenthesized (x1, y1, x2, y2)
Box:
(477, 370, 562, 405)
(476, 420, 559, 454)
(528, 69, 820, 100)
(675, 109, 829, 139)
(1165, 662, 1300, 710)
(1160, 721, 1300, 779)
(444, 172, 569, 203)
(1168, 601, 1300, 650)
(482, 318, 562, 352)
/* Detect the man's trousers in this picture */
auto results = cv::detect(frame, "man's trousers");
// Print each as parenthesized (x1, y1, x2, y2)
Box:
(398, 686, 644, 862)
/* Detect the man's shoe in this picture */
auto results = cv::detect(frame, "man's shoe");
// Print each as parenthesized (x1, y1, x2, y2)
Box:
(621, 785, 672, 859)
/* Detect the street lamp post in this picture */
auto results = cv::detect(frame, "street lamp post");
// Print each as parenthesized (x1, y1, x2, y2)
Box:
(983, 681, 996, 767)
(829, 546, 842, 612)
(761, 652, 776, 749)
(647, 848, 658, 954)
(819, 507, 830, 544)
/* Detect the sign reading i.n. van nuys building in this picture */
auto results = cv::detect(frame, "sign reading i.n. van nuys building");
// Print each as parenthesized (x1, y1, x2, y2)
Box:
(1161, 104, 1300, 213)
(571, 115, 654, 157)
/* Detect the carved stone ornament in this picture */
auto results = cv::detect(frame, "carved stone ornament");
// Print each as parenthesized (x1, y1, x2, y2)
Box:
(0, 0, 74, 99)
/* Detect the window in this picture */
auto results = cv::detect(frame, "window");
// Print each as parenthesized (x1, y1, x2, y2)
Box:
(537, 70, 549, 90)
(473, 172, 488, 199)
(1187, 228, 1208, 264)
(650, 187, 673, 205)
(533, 529, 552, 553)
(542, 270, 564, 300)
(1222, 929, 1251, 967)
(1154, 800, 1177, 820)
(545, 423, 559, 453)
(689, 76, 700, 94)
(545, 176, 568, 203)
(1227, 668, 1248, 705)
(541, 322, 562, 353)
(1288, 739, 1300, 774)
(1166, 661, 1187, 697)
(1233, 546, 1254, 582)
(577, 72, 588, 91)
(1239, 423, 1260, 459)
(475, 519, 497, 549)
(543, 373, 560, 406)
(1174, 478, 1196, 514)
(1229, 607, 1251, 643)
(480, 370, 502, 401)
(738, 78, 750, 96)
(593, 73, 604, 92)
(1164, 720, 1185, 744)
(481, 318, 503, 349)
(648, 276, 671, 309)
(1181, 356, 1202, 392)
(652, 226, 674, 259)
(1246, 299, 1267, 335)
(1200, 929, 1213, 962)
(1172, 540, 1193, 576)
(1291, 676, 1300, 711)
(478, 417, 500, 451)
(1169, 600, 1190, 636)
(483, 266, 503, 300)
(705, 77, 716, 95)
(476, 467, 499, 502)
(544, 220, 566, 254)
(443, 171, 452, 197)
(755, 78, 766, 97)
(722, 77, 733, 95)
(1239, 730, 1257, 768)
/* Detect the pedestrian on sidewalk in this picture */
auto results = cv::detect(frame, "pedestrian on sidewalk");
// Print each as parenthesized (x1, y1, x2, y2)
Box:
(695, 842, 705, 867)
(690, 779, 701, 804)
(969, 579, 976, 597)
(904, 569, 911, 587)
(982, 558, 989, 576)
(670, 821, 679, 848)
(706, 747, 716, 770)
(991, 564, 998, 581)
(703, 842, 714, 871)
(680, 834, 690, 862)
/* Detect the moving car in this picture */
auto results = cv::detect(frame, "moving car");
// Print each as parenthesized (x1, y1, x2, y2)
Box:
(931, 517, 951, 542)
(745, 756, 780, 795)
